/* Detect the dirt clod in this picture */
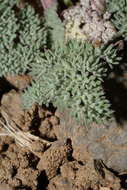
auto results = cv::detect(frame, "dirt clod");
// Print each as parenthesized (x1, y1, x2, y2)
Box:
(0, 90, 124, 190)
(37, 140, 72, 179)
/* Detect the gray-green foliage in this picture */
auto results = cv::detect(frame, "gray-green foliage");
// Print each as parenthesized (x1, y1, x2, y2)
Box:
(23, 41, 120, 125)
(45, 4, 65, 49)
(0, 0, 121, 125)
(0, 0, 47, 76)
(107, 0, 127, 40)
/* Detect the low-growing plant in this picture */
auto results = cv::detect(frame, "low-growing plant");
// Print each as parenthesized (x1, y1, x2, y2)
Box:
(23, 41, 120, 125)
(0, 0, 121, 125)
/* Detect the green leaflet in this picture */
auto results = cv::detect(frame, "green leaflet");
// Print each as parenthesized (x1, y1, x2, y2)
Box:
(45, 4, 65, 49)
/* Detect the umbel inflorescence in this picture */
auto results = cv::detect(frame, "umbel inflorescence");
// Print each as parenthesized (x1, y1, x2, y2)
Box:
(0, 0, 122, 125)
(63, 0, 117, 45)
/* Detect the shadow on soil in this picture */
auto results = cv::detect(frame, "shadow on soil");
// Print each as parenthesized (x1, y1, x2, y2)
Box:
(37, 170, 49, 190)
(104, 76, 127, 124)
(104, 47, 127, 125)
(0, 77, 17, 101)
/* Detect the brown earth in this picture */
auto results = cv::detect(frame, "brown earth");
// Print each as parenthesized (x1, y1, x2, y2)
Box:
(0, 75, 126, 190)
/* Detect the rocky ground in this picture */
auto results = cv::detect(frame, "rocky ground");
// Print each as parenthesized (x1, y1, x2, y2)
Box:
(0, 75, 127, 190)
